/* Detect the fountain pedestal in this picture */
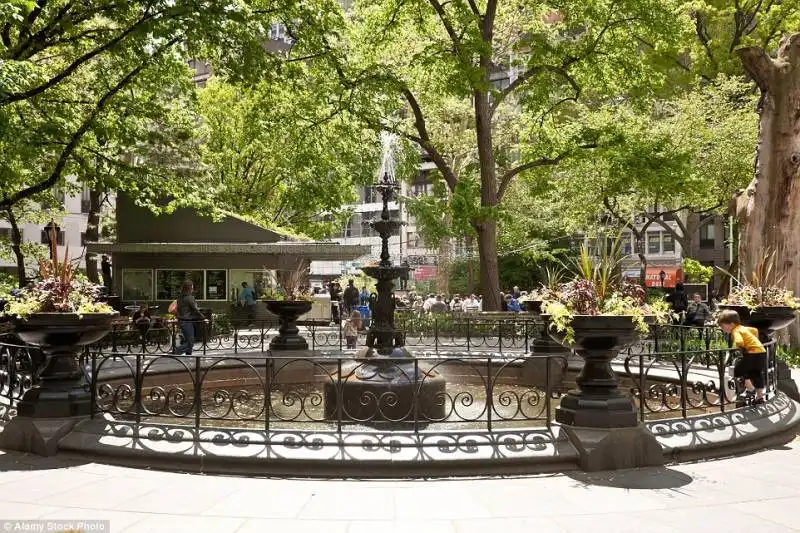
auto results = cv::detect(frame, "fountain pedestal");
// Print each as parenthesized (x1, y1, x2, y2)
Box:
(324, 173, 446, 425)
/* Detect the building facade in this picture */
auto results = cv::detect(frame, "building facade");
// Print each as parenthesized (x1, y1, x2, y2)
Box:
(310, 162, 441, 286)
(0, 181, 96, 276)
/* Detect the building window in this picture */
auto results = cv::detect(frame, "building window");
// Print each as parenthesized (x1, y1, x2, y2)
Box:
(364, 187, 381, 204)
(406, 231, 424, 249)
(662, 232, 675, 253)
(122, 270, 153, 302)
(52, 187, 65, 208)
(699, 221, 715, 249)
(40, 228, 65, 245)
(81, 185, 91, 213)
(621, 233, 633, 255)
(156, 270, 204, 300)
(0, 228, 10, 242)
(412, 183, 430, 197)
(205, 270, 227, 300)
(230, 270, 273, 301)
(647, 232, 661, 254)
(343, 217, 358, 238)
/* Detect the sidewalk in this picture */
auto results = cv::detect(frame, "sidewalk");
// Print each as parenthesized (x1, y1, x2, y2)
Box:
(0, 438, 798, 533)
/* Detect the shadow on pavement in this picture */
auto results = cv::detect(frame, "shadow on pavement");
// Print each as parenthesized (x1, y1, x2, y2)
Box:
(566, 467, 693, 490)
(0, 449, 89, 471)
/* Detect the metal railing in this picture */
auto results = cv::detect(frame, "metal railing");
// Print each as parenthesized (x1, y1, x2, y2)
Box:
(0, 323, 782, 433)
(89, 351, 568, 433)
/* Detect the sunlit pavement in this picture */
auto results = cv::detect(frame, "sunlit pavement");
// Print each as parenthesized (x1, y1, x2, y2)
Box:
(0, 435, 797, 533)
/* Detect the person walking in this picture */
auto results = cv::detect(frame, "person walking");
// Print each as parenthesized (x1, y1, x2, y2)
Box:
(343, 279, 360, 314)
(665, 282, 689, 323)
(343, 310, 362, 349)
(238, 281, 257, 327)
(173, 280, 207, 356)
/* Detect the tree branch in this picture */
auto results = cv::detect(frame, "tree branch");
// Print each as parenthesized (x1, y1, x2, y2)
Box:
(398, 86, 459, 191)
(1, 9, 161, 106)
(0, 37, 179, 209)
(691, 10, 718, 70)
(466, 0, 480, 17)
(737, 45, 775, 92)
(497, 143, 596, 201)
(427, 0, 462, 52)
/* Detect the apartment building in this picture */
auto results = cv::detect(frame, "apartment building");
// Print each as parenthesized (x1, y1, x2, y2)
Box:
(0, 181, 95, 276)
(309, 163, 441, 285)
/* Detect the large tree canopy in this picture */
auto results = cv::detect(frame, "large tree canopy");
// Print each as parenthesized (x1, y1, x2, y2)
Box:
(303, 0, 691, 309)
(196, 74, 380, 239)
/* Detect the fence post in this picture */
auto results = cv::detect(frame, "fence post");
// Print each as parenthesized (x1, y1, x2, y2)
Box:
(639, 352, 645, 423)
(524, 320, 529, 354)
(413, 359, 419, 434)
(719, 349, 728, 413)
(486, 357, 493, 433)
(90, 350, 97, 420)
(545, 356, 551, 428)
(680, 351, 688, 419)
(264, 357, 271, 433)
(134, 353, 143, 424)
(336, 359, 343, 435)
(434, 317, 439, 354)
(498, 320, 503, 355)
(194, 355, 201, 432)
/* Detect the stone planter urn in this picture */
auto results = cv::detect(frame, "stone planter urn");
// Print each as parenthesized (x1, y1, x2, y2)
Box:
(265, 300, 313, 350)
(0, 312, 116, 455)
(541, 313, 663, 471)
(544, 315, 641, 428)
(718, 304, 798, 401)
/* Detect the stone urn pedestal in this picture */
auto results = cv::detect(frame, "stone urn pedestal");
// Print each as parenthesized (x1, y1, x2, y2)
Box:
(718, 304, 798, 402)
(543, 314, 663, 471)
(265, 300, 313, 351)
(0, 312, 115, 456)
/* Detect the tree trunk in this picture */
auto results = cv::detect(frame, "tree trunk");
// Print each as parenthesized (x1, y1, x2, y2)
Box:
(465, 236, 475, 294)
(737, 34, 800, 345)
(473, 85, 501, 311)
(633, 231, 648, 285)
(5, 207, 26, 287)
(84, 188, 102, 284)
(436, 236, 451, 295)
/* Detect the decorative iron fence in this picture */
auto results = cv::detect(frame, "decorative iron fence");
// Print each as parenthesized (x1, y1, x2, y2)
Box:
(90, 317, 730, 357)
(89, 352, 569, 433)
(0, 323, 780, 435)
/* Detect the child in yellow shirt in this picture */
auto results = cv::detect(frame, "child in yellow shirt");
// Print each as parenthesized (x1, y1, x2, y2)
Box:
(717, 310, 767, 404)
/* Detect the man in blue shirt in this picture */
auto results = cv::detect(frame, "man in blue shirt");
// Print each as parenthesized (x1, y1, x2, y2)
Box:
(504, 293, 522, 312)
(238, 282, 257, 327)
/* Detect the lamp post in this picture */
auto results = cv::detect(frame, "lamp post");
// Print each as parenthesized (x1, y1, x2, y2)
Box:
(659, 270, 666, 289)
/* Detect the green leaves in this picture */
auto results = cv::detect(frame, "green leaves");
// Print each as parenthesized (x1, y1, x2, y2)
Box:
(196, 75, 380, 238)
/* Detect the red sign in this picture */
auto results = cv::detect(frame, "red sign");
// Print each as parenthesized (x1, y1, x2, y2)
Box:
(413, 266, 437, 281)
(643, 267, 683, 288)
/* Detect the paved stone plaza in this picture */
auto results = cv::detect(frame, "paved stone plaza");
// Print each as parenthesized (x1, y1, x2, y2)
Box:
(0, 432, 796, 533)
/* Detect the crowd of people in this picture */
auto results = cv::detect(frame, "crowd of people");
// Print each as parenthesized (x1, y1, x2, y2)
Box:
(392, 282, 718, 327)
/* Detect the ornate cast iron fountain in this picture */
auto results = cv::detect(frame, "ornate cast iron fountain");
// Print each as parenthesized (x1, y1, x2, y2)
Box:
(356, 171, 411, 359)
(323, 136, 445, 424)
